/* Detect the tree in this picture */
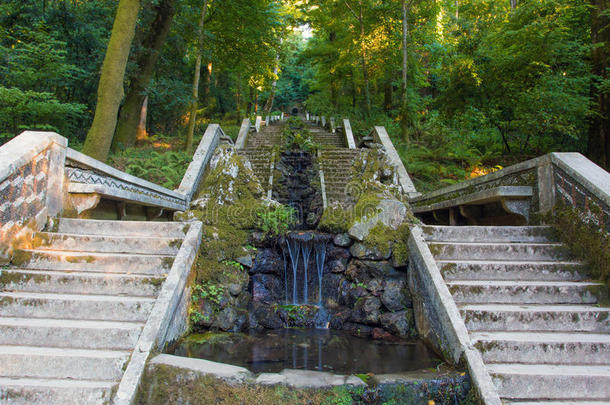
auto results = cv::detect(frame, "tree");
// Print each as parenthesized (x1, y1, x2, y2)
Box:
(82, 0, 141, 161)
(112, 0, 177, 151)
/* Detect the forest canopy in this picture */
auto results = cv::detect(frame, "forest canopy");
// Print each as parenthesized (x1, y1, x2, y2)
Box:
(0, 0, 607, 190)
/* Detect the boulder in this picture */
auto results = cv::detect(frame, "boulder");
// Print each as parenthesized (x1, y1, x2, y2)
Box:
(236, 255, 253, 268)
(333, 233, 352, 247)
(329, 258, 347, 273)
(251, 274, 283, 304)
(214, 307, 237, 331)
(252, 303, 284, 329)
(381, 279, 411, 312)
(250, 249, 282, 275)
(379, 310, 415, 338)
(360, 260, 401, 278)
(348, 199, 407, 241)
(351, 296, 381, 325)
(350, 243, 391, 261)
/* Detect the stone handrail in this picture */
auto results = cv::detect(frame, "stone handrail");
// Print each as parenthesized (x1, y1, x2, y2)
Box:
(235, 118, 251, 150)
(66, 148, 188, 213)
(0, 131, 66, 260)
(409, 152, 610, 231)
(176, 123, 227, 202)
(343, 119, 356, 149)
(371, 126, 419, 198)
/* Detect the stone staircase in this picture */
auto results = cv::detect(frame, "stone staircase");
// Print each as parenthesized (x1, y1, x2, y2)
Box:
(238, 148, 274, 189)
(310, 128, 346, 148)
(320, 149, 361, 205)
(0, 218, 187, 404)
(423, 225, 610, 403)
(245, 126, 282, 149)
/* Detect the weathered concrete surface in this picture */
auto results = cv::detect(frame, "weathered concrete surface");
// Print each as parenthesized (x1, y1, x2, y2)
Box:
(235, 118, 251, 149)
(372, 126, 418, 198)
(349, 199, 407, 241)
(343, 119, 356, 149)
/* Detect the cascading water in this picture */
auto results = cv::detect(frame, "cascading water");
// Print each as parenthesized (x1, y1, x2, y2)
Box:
(301, 242, 312, 304)
(286, 238, 300, 305)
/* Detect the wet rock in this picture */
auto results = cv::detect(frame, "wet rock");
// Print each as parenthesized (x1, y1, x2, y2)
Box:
(252, 303, 283, 329)
(236, 255, 253, 268)
(250, 231, 274, 248)
(372, 327, 401, 342)
(214, 307, 237, 331)
(348, 199, 407, 241)
(228, 283, 243, 297)
(345, 285, 369, 307)
(321, 273, 343, 304)
(382, 279, 411, 311)
(327, 246, 351, 260)
(361, 260, 401, 279)
(235, 291, 251, 308)
(329, 258, 347, 273)
(367, 278, 383, 295)
(250, 249, 282, 275)
(251, 274, 282, 304)
(345, 261, 372, 285)
(194, 300, 214, 328)
(379, 310, 415, 338)
(329, 309, 351, 329)
(350, 243, 391, 261)
(333, 233, 352, 247)
(351, 296, 381, 325)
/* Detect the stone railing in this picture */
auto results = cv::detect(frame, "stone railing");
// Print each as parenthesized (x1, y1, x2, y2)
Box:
(409, 152, 610, 230)
(343, 119, 357, 149)
(176, 124, 229, 202)
(65, 148, 188, 214)
(371, 126, 419, 199)
(0, 132, 66, 260)
(235, 118, 251, 150)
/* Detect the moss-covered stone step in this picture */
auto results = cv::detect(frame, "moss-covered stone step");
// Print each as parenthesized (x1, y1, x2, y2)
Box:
(471, 331, 610, 365)
(429, 242, 573, 261)
(460, 304, 610, 333)
(31, 232, 181, 255)
(0, 377, 115, 405)
(57, 218, 187, 238)
(488, 363, 610, 400)
(0, 291, 154, 322)
(448, 280, 603, 305)
(422, 225, 557, 243)
(0, 317, 144, 350)
(437, 260, 588, 282)
(14, 249, 173, 275)
(0, 345, 129, 381)
(0, 269, 163, 297)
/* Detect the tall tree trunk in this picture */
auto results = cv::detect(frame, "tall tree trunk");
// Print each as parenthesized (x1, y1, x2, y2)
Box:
(359, 2, 371, 116)
(136, 95, 148, 141)
(455, 0, 459, 18)
(588, 0, 609, 168)
(254, 91, 259, 114)
(186, 0, 208, 153)
(247, 86, 254, 114)
(264, 47, 281, 114)
(82, 0, 141, 162)
(400, 0, 410, 141)
(510, 0, 517, 9)
(112, 0, 176, 151)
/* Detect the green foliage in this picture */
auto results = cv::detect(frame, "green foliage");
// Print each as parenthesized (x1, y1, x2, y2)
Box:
(282, 117, 318, 152)
(256, 205, 297, 236)
(108, 142, 191, 189)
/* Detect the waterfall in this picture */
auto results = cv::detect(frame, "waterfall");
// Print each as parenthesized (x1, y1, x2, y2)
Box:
(286, 238, 300, 305)
(314, 241, 327, 305)
(301, 242, 312, 304)
(281, 246, 288, 304)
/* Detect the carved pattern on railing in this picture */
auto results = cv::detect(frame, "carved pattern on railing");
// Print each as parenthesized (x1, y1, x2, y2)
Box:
(554, 166, 610, 233)
(65, 163, 186, 208)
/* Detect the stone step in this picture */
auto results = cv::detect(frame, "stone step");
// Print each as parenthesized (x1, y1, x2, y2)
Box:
(447, 280, 603, 305)
(0, 291, 154, 322)
(1, 269, 163, 297)
(471, 331, 610, 365)
(488, 363, 610, 400)
(56, 218, 188, 238)
(0, 377, 115, 405)
(422, 226, 556, 243)
(0, 317, 143, 350)
(429, 242, 573, 261)
(32, 232, 181, 255)
(16, 249, 173, 275)
(0, 345, 129, 381)
(461, 304, 610, 333)
(437, 260, 588, 282)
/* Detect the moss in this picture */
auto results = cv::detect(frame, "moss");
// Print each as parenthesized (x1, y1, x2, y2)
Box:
(318, 206, 351, 233)
(362, 223, 412, 263)
(548, 203, 610, 289)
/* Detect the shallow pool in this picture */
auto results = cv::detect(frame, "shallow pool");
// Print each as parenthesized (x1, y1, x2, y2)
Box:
(170, 329, 441, 374)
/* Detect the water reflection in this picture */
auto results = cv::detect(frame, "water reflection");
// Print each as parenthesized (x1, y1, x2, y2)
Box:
(172, 329, 440, 374)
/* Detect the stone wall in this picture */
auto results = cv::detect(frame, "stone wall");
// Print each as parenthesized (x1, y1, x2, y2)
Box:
(0, 131, 66, 261)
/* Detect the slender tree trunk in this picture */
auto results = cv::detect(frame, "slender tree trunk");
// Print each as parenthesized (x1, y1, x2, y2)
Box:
(247, 86, 254, 114)
(455, 0, 459, 18)
(264, 46, 281, 114)
(588, 0, 609, 168)
(359, 2, 371, 115)
(82, 0, 141, 162)
(400, 0, 410, 141)
(510, 0, 517, 9)
(254, 91, 259, 114)
(112, 0, 176, 151)
(136, 95, 148, 141)
(186, 0, 208, 153)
